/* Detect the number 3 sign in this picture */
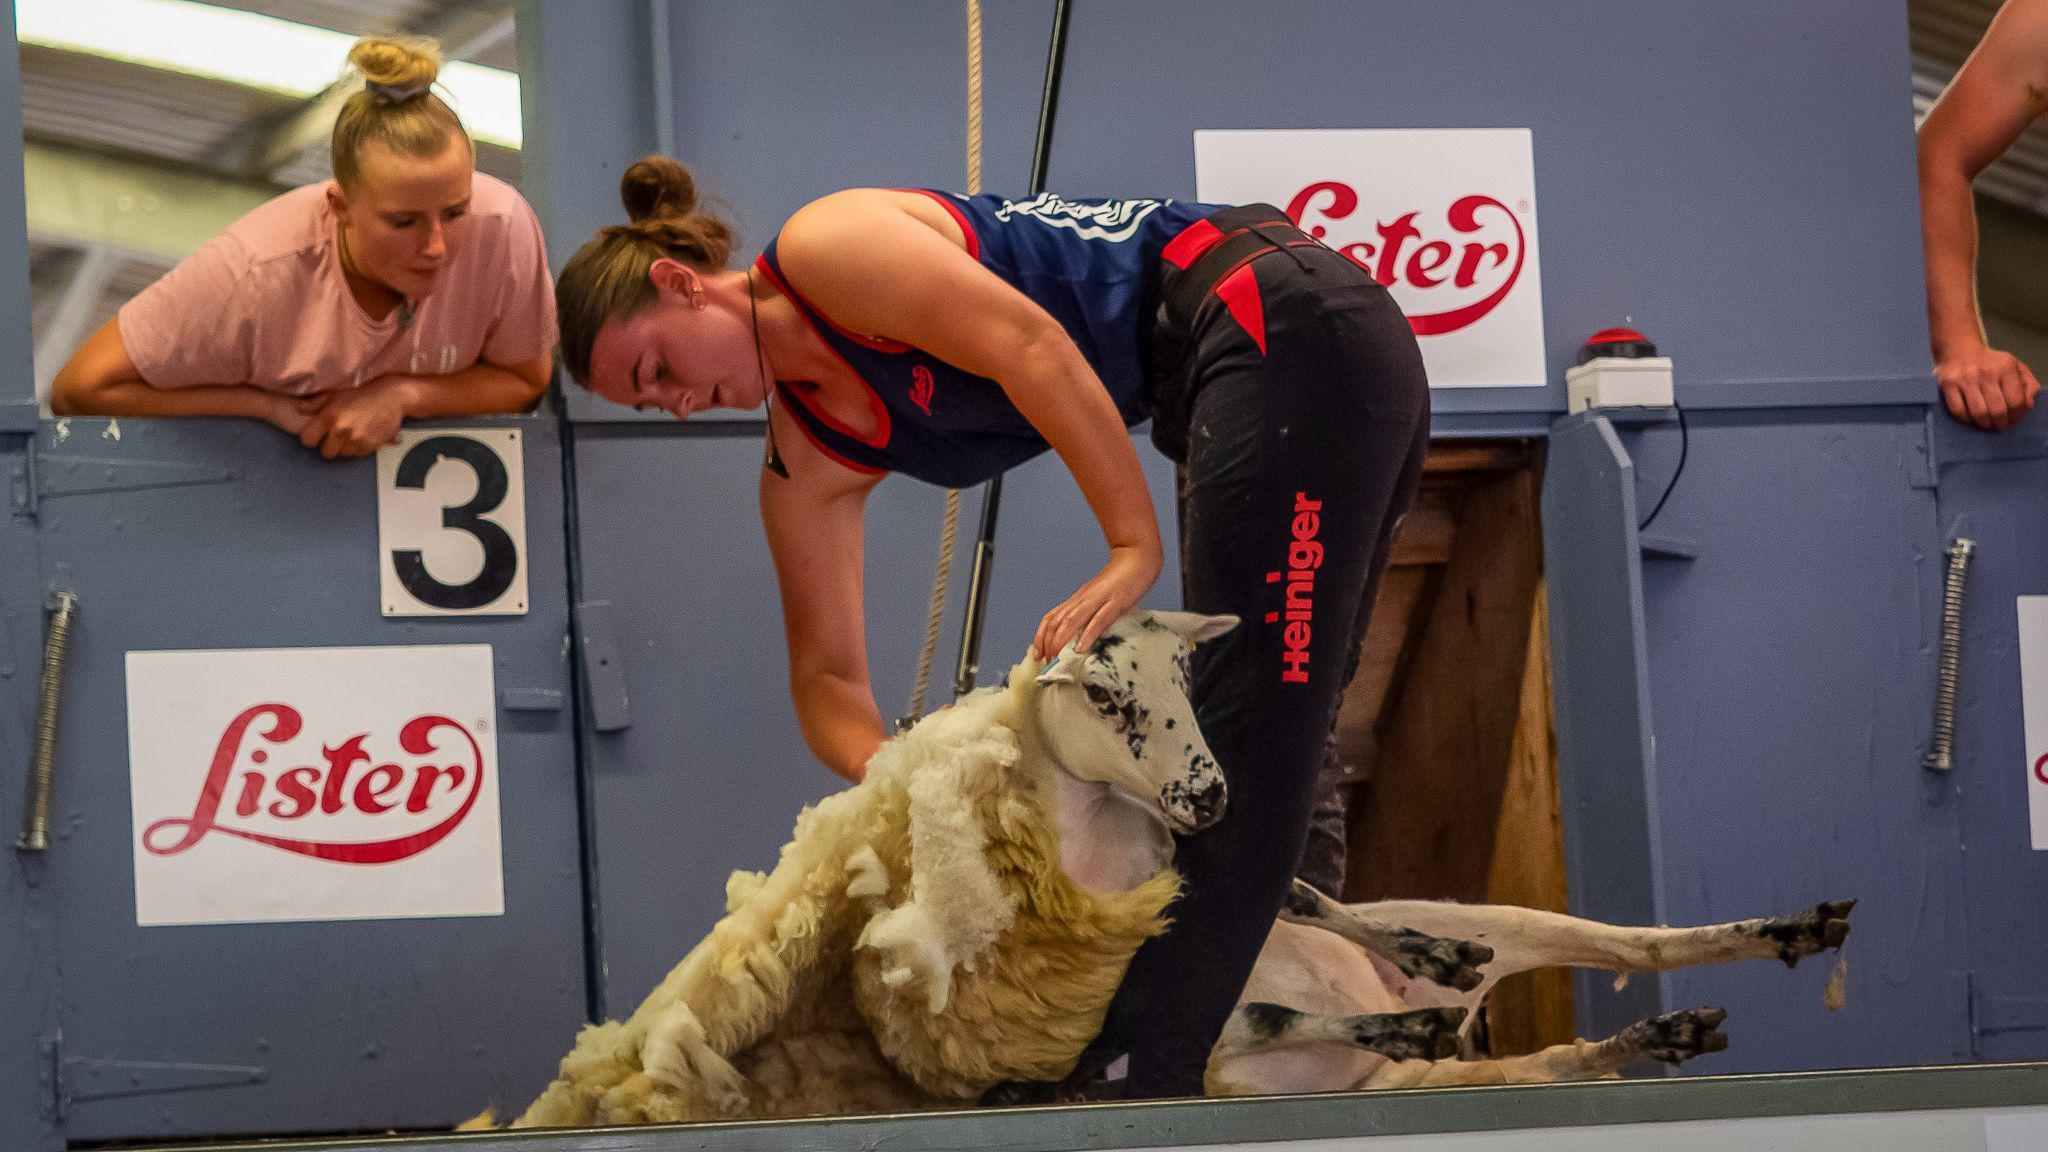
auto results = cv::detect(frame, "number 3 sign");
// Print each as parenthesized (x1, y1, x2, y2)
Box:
(375, 429, 528, 617)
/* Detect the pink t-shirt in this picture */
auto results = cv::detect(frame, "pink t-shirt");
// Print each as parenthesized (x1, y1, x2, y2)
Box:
(118, 172, 554, 395)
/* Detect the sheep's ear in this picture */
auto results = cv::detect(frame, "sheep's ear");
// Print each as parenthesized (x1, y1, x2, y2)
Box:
(1148, 610, 1240, 644)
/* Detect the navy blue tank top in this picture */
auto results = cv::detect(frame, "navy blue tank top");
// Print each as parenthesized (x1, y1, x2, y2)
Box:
(759, 190, 1220, 488)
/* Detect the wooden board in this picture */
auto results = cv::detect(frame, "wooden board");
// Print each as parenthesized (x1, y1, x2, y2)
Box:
(1481, 587, 1576, 1054)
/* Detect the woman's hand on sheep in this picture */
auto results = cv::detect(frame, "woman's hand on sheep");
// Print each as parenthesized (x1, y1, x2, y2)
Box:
(1035, 544, 1162, 661)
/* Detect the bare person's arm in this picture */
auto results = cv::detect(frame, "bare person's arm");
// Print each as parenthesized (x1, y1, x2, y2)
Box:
(50, 316, 303, 432)
(1919, 0, 2048, 429)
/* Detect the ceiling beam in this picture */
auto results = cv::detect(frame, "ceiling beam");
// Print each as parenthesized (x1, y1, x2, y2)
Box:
(23, 136, 280, 263)
(231, 7, 518, 181)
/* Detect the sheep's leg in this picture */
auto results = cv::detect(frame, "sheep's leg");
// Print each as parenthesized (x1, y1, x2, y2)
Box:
(1364, 1007, 1729, 1089)
(1214, 1003, 1468, 1065)
(1281, 880, 1493, 991)
(1345, 899, 1854, 988)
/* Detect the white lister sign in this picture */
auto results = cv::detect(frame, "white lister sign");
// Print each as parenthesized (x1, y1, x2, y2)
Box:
(2020, 598, 2048, 850)
(376, 427, 529, 617)
(126, 645, 504, 926)
(1195, 128, 1547, 389)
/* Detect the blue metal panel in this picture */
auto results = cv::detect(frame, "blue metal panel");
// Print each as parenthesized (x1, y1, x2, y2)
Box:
(1630, 407, 1971, 1072)
(1541, 413, 1668, 1045)
(3, 437, 61, 1152)
(20, 418, 585, 1143)
(1044, 0, 1930, 411)
(0, 0, 34, 431)
(635, 1, 1930, 417)
(1925, 405, 2048, 1061)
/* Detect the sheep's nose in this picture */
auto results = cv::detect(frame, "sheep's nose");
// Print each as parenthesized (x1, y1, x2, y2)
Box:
(1187, 777, 1227, 829)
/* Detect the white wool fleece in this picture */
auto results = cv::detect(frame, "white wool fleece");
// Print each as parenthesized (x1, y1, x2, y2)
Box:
(855, 686, 1023, 1014)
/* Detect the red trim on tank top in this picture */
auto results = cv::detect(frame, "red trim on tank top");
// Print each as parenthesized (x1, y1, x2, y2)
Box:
(900, 188, 982, 261)
(771, 387, 886, 474)
(754, 254, 894, 450)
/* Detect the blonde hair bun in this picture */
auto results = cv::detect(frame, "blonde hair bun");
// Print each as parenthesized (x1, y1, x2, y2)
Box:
(620, 156, 699, 223)
(349, 35, 442, 105)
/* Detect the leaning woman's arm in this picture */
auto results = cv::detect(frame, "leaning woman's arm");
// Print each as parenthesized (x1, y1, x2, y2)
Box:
(389, 352, 553, 416)
(50, 316, 299, 427)
(777, 190, 1164, 658)
(759, 405, 891, 781)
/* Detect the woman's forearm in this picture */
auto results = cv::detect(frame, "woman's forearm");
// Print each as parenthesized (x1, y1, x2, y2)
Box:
(1920, 156, 1989, 360)
(1000, 328, 1163, 561)
(792, 670, 888, 782)
(387, 359, 549, 418)
(52, 376, 280, 421)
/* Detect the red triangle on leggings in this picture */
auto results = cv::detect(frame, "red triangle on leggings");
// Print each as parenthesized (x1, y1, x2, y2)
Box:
(1214, 263, 1267, 355)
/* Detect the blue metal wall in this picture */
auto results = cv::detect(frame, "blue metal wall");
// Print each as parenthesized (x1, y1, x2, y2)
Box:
(3, 0, 2040, 1145)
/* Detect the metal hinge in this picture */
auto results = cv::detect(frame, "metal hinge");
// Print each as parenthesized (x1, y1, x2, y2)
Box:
(11, 436, 237, 519)
(49, 1038, 266, 1118)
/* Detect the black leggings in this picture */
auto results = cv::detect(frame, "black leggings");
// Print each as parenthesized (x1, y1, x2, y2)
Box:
(1099, 210, 1431, 1099)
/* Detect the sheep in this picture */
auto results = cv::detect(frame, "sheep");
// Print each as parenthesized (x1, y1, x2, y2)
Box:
(479, 609, 1853, 1127)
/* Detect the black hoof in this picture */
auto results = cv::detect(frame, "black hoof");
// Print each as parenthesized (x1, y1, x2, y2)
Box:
(1623, 1006, 1730, 1065)
(1755, 899, 1856, 967)
(1391, 929, 1495, 992)
(1353, 1006, 1469, 1061)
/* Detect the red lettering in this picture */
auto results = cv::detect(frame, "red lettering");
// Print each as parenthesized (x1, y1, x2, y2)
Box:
(1284, 184, 1528, 336)
(142, 709, 485, 865)
(407, 764, 467, 814)
(1372, 213, 1421, 287)
(234, 771, 265, 818)
(144, 703, 301, 856)
(1406, 240, 1453, 288)
(353, 764, 406, 815)
(1285, 579, 1315, 613)
(269, 766, 319, 819)
(319, 735, 371, 815)
(1275, 490, 1323, 685)
(1455, 242, 1510, 290)
(1285, 180, 1358, 239)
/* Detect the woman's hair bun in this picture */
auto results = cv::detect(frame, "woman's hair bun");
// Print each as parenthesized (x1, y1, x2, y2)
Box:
(620, 156, 699, 223)
(349, 35, 442, 104)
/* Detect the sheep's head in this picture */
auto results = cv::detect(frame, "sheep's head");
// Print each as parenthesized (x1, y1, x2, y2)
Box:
(1033, 610, 1237, 834)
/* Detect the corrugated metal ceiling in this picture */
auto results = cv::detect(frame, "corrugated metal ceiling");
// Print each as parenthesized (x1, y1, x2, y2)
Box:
(1911, 0, 2048, 212)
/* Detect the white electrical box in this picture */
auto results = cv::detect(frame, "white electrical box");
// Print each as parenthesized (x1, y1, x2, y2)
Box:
(1566, 355, 1675, 413)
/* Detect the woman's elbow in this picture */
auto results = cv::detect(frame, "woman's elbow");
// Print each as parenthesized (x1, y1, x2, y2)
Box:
(49, 363, 103, 415)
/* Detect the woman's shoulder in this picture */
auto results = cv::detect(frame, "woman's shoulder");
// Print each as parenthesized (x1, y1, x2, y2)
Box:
(216, 182, 332, 268)
(467, 172, 537, 225)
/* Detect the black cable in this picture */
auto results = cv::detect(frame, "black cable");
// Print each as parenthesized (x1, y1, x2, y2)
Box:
(1637, 404, 1688, 532)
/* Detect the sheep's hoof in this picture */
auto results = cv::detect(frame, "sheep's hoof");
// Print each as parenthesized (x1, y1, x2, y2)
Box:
(1751, 899, 1855, 967)
(1351, 1006, 1469, 1061)
(1620, 1006, 1729, 1065)
(1388, 929, 1494, 992)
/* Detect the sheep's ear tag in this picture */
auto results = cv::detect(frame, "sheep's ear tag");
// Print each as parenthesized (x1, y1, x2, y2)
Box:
(1037, 656, 1070, 684)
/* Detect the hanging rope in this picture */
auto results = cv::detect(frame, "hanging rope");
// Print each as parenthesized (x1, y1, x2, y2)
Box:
(905, 0, 983, 725)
